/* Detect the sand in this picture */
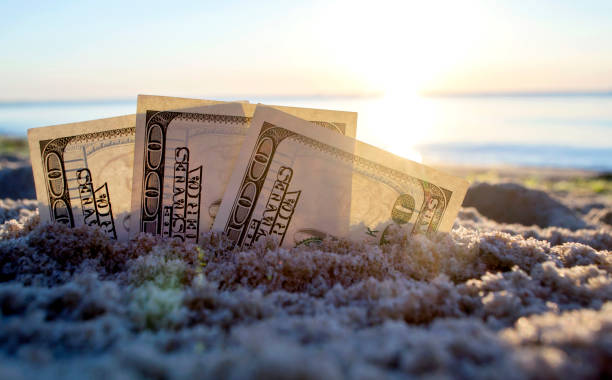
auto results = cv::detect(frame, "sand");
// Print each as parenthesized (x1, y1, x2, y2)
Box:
(0, 157, 610, 379)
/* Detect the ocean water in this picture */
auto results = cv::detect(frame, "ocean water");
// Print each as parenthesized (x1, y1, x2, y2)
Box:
(1, 94, 611, 171)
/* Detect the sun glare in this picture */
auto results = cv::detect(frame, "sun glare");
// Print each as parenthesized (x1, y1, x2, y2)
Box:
(309, 1, 487, 162)
(354, 93, 435, 163)
(314, 1, 487, 95)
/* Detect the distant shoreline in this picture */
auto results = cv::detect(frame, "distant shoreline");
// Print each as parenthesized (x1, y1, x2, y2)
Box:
(423, 89, 612, 98)
(3, 90, 612, 106)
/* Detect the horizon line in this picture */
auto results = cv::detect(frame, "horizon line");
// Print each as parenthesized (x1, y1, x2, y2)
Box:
(0, 92, 383, 107)
(2, 89, 612, 106)
(423, 89, 612, 98)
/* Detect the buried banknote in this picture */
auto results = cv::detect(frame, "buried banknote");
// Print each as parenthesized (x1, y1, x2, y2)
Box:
(27, 98, 225, 241)
(213, 106, 469, 248)
(129, 95, 358, 242)
(28, 115, 137, 241)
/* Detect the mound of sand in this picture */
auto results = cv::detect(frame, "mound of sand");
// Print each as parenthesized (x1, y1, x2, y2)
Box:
(0, 157, 34, 200)
(0, 154, 610, 379)
(0, 180, 610, 379)
(463, 182, 587, 230)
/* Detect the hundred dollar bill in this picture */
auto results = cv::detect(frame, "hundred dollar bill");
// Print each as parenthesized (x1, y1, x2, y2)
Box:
(29, 98, 229, 242)
(129, 95, 358, 242)
(28, 115, 136, 240)
(212, 106, 469, 248)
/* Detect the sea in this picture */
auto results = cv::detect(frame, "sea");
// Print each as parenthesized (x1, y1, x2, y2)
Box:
(1, 94, 611, 171)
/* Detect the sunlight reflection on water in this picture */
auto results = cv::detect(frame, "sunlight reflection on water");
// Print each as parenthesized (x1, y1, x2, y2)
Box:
(2, 94, 611, 170)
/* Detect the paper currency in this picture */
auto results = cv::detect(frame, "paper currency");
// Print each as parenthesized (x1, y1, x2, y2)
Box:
(129, 95, 358, 242)
(212, 106, 469, 248)
(28, 115, 136, 241)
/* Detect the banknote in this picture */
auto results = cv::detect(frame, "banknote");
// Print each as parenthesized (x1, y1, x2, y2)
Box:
(28, 115, 136, 241)
(28, 98, 230, 241)
(212, 106, 469, 248)
(129, 95, 358, 242)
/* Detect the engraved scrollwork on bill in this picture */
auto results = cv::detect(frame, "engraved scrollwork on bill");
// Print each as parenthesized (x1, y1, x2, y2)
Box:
(39, 127, 134, 229)
(138, 110, 252, 241)
(223, 122, 296, 245)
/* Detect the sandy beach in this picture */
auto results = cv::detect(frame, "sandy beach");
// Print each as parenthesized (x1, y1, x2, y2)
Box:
(0, 142, 610, 379)
(3, 0, 612, 377)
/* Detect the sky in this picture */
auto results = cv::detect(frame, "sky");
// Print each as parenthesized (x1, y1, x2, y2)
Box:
(1, 0, 611, 101)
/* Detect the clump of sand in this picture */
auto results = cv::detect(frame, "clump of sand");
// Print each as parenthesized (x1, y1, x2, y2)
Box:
(0, 158, 35, 200)
(463, 182, 587, 230)
(0, 180, 610, 379)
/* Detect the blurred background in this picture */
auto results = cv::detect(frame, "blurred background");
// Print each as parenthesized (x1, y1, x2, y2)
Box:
(1, 0, 611, 170)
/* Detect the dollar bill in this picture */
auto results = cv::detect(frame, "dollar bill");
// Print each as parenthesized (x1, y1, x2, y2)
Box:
(129, 95, 358, 242)
(28, 98, 229, 242)
(212, 106, 469, 248)
(28, 115, 137, 241)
